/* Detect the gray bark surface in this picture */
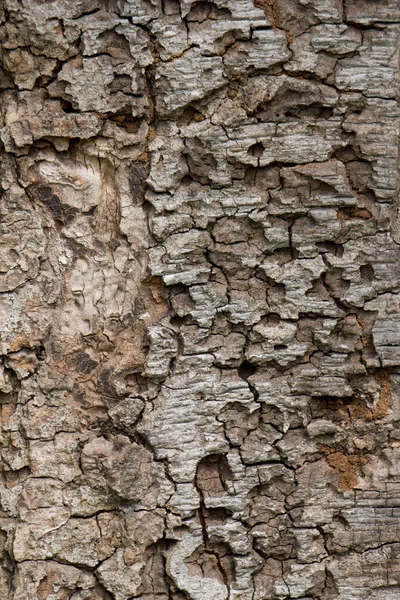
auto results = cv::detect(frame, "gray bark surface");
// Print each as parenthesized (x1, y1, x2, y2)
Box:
(0, 0, 399, 598)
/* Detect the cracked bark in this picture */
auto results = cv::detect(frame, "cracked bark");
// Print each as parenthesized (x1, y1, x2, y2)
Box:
(0, 0, 399, 598)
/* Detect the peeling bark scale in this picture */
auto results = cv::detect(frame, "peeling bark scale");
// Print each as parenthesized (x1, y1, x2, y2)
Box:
(0, 0, 399, 598)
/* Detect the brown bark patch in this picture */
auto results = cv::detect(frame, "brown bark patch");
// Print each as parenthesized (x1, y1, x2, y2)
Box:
(337, 207, 372, 220)
(253, 0, 293, 43)
(185, 542, 235, 586)
(318, 444, 368, 492)
(371, 369, 391, 419)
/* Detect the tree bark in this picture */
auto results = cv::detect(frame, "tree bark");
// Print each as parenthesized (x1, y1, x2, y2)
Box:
(0, 0, 399, 598)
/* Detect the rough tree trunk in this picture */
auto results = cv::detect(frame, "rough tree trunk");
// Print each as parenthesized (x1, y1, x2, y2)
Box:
(0, 0, 399, 598)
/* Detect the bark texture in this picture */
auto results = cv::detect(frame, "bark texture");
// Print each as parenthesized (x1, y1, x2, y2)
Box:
(0, 0, 399, 598)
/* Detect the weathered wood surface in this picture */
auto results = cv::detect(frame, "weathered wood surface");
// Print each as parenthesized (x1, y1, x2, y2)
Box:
(0, 0, 399, 598)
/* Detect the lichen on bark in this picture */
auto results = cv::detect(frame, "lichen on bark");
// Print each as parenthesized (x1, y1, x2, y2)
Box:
(0, 0, 399, 598)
